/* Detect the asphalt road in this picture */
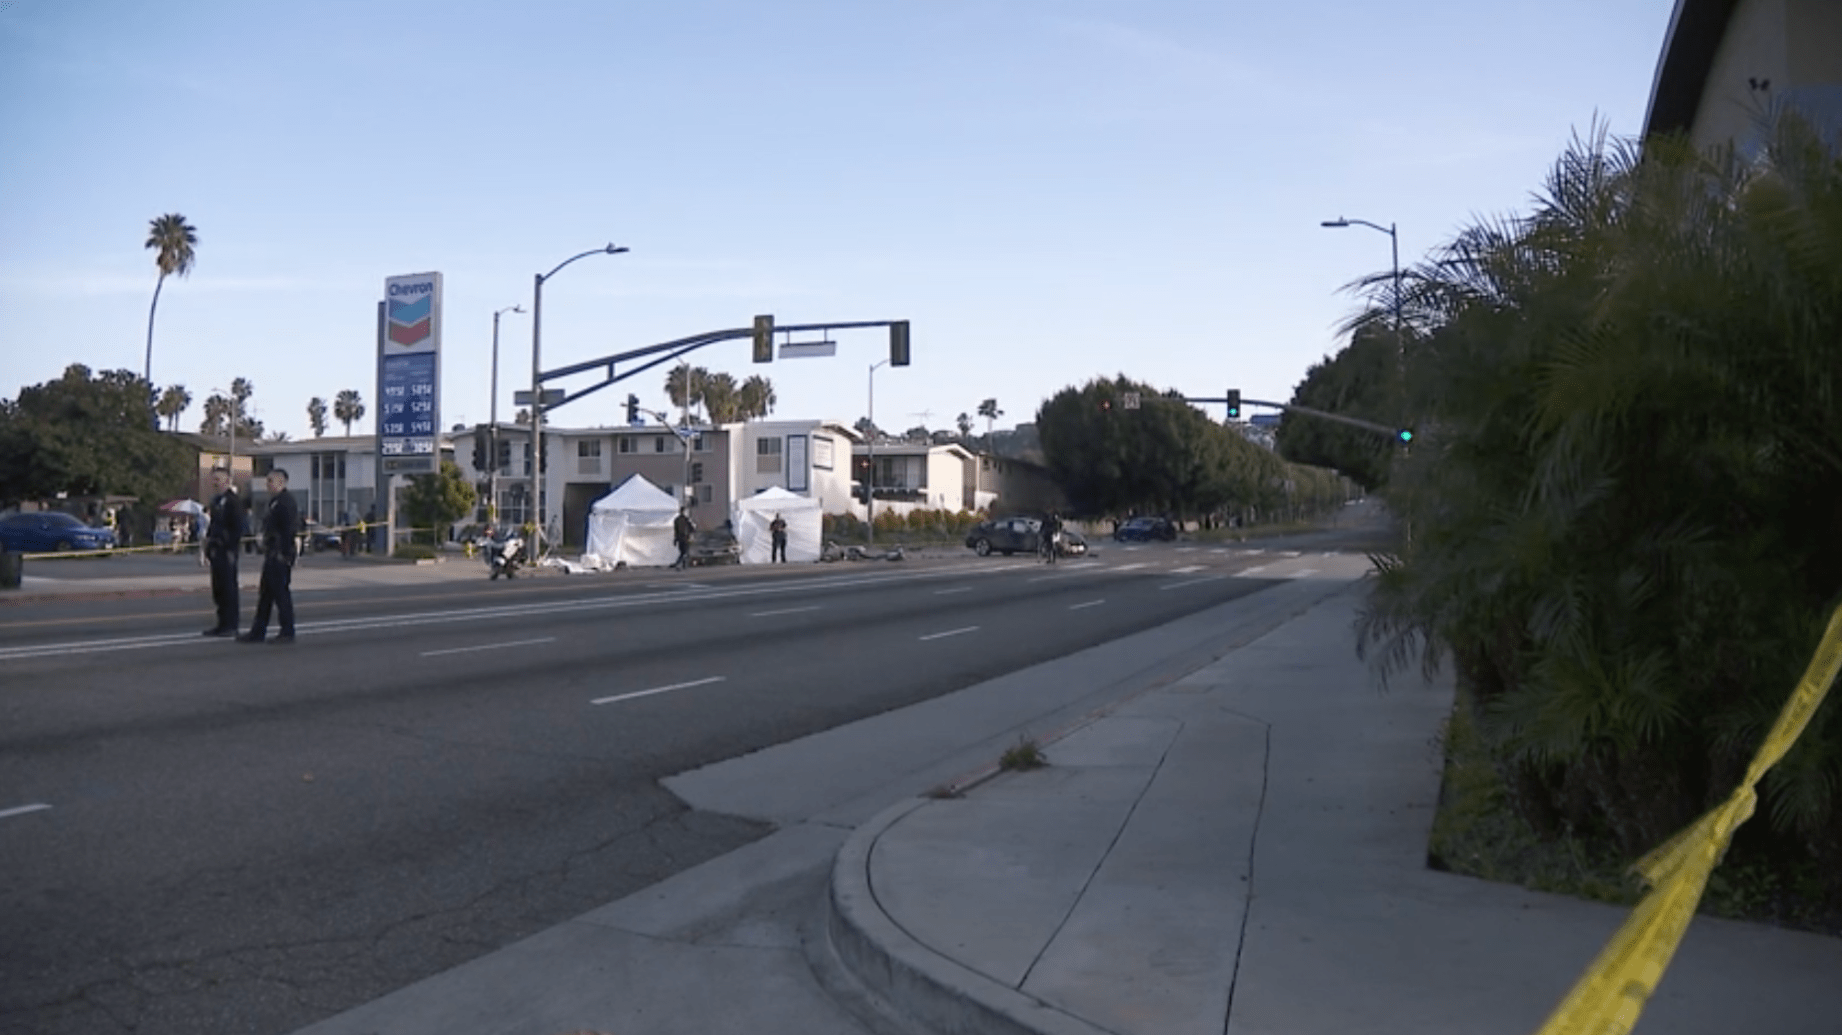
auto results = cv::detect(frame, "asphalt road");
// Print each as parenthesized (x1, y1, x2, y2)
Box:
(0, 508, 1394, 1035)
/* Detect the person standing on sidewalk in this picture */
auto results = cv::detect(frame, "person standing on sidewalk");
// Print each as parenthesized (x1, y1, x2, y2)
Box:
(201, 466, 243, 637)
(672, 508, 695, 570)
(240, 468, 299, 644)
(769, 513, 788, 563)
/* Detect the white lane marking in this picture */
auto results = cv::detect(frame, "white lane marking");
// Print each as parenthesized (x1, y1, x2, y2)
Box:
(0, 563, 1021, 661)
(420, 637, 556, 657)
(750, 605, 822, 617)
(1176, 546, 1198, 552)
(1281, 551, 1302, 557)
(0, 803, 52, 821)
(1240, 565, 1270, 576)
(933, 587, 973, 595)
(1069, 600, 1105, 610)
(1288, 568, 1320, 579)
(1169, 565, 1206, 574)
(592, 676, 725, 706)
(1161, 575, 1228, 590)
(1107, 563, 1150, 572)
(919, 626, 979, 642)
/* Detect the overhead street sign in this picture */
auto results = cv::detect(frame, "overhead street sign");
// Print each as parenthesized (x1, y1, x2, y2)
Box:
(513, 389, 566, 407)
(779, 340, 838, 359)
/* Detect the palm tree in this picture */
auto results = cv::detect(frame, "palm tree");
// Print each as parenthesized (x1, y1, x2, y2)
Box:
(1356, 114, 1842, 878)
(307, 397, 328, 437)
(333, 389, 365, 436)
(143, 214, 198, 388)
(701, 372, 741, 424)
(664, 365, 707, 420)
(956, 412, 973, 442)
(199, 394, 231, 436)
(977, 398, 1003, 450)
(738, 375, 777, 420)
(156, 384, 192, 431)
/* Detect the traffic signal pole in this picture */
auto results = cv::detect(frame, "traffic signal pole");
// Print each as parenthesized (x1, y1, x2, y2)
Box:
(1191, 395, 1412, 442)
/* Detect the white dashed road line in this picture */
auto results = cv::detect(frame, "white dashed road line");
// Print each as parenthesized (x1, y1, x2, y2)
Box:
(420, 637, 556, 657)
(749, 605, 822, 617)
(1107, 563, 1150, 572)
(1169, 565, 1206, 574)
(933, 587, 973, 595)
(919, 626, 979, 642)
(0, 804, 52, 821)
(1069, 600, 1105, 610)
(1240, 565, 1269, 576)
(1288, 568, 1320, 579)
(1161, 576, 1228, 590)
(592, 676, 726, 706)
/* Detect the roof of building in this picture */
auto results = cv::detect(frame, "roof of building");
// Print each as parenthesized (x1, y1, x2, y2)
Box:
(1644, 0, 1739, 138)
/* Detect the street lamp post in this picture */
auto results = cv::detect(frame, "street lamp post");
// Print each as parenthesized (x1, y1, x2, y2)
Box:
(1320, 217, 1402, 368)
(489, 304, 524, 525)
(530, 244, 628, 560)
(866, 359, 889, 545)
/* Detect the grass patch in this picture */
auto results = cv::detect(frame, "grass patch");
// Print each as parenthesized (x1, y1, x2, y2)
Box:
(392, 543, 437, 561)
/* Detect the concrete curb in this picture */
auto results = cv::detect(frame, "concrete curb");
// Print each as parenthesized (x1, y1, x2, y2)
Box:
(827, 797, 1114, 1035)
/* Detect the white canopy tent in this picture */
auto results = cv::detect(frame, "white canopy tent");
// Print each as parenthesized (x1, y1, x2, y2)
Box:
(733, 485, 822, 563)
(586, 474, 681, 569)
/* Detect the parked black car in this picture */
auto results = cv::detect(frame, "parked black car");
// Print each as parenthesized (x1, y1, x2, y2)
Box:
(965, 517, 1087, 557)
(1113, 516, 1178, 542)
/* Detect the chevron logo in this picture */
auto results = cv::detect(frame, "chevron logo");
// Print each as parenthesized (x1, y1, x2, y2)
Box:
(388, 295, 432, 347)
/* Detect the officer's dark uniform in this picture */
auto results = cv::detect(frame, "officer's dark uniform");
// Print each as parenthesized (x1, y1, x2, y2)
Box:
(243, 487, 300, 642)
(203, 486, 244, 635)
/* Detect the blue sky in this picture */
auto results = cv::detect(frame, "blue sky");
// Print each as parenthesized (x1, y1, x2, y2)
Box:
(1, 0, 1673, 441)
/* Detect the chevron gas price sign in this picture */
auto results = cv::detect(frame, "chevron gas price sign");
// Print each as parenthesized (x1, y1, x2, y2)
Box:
(379, 272, 442, 458)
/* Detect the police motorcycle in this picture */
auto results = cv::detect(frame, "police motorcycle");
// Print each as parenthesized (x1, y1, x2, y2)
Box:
(476, 526, 526, 580)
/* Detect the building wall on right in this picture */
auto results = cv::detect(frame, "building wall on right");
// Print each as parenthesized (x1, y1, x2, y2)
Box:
(1649, 0, 1842, 154)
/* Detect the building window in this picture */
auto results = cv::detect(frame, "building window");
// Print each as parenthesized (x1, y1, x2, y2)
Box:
(654, 436, 667, 453)
(699, 484, 713, 503)
(693, 434, 708, 453)
(757, 437, 783, 474)
(577, 439, 603, 475)
(618, 437, 636, 454)
(691, 461, 704, 484)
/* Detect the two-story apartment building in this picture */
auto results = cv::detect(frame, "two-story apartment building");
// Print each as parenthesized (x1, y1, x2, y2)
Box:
(451, 418, 863, 548)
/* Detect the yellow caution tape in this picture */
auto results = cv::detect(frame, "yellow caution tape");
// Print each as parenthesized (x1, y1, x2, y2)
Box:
(1531, 603, 1842, 1035)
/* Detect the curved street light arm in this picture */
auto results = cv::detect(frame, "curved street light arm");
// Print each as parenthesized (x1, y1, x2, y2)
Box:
(541, 244, 629, 283)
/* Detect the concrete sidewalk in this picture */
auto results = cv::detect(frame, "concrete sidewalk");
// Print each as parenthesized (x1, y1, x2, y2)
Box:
(830, 586, 1842, 1035)
(283, 558, 1842, 1035)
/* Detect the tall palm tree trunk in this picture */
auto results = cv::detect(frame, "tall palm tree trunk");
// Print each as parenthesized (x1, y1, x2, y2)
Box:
(144, 272, 167, 388)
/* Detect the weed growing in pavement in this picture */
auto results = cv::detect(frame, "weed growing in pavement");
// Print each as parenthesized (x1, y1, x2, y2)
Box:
(1000, 736, 1047, 771)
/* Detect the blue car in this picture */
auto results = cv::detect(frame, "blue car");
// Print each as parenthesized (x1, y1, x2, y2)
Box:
(0, 512, 118, 553)
(1113, 516, 1178, 542)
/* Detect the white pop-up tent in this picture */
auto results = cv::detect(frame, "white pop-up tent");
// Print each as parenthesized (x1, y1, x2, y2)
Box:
(586, 474, 681, 568)
(733, 485, 823, 563)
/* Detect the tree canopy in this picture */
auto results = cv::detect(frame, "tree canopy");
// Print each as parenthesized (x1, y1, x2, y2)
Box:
(401, 460, 477, 545)
(1274, 322, 1401, 491)
(0, 365, 196, 507)
(1036, 375, 1339, 520)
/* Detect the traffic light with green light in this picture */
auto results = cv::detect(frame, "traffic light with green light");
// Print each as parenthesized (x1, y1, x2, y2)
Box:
(1226, 389, 1241, 420)
(1398, 428, 1414, 443)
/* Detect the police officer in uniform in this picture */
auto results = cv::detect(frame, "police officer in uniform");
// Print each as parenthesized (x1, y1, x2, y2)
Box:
(240, 468, 300, 644)
(201, 466, 244, 636)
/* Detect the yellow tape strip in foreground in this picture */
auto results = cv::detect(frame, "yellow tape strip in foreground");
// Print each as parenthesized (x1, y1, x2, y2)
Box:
(1531, 604, 1842, 1035)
